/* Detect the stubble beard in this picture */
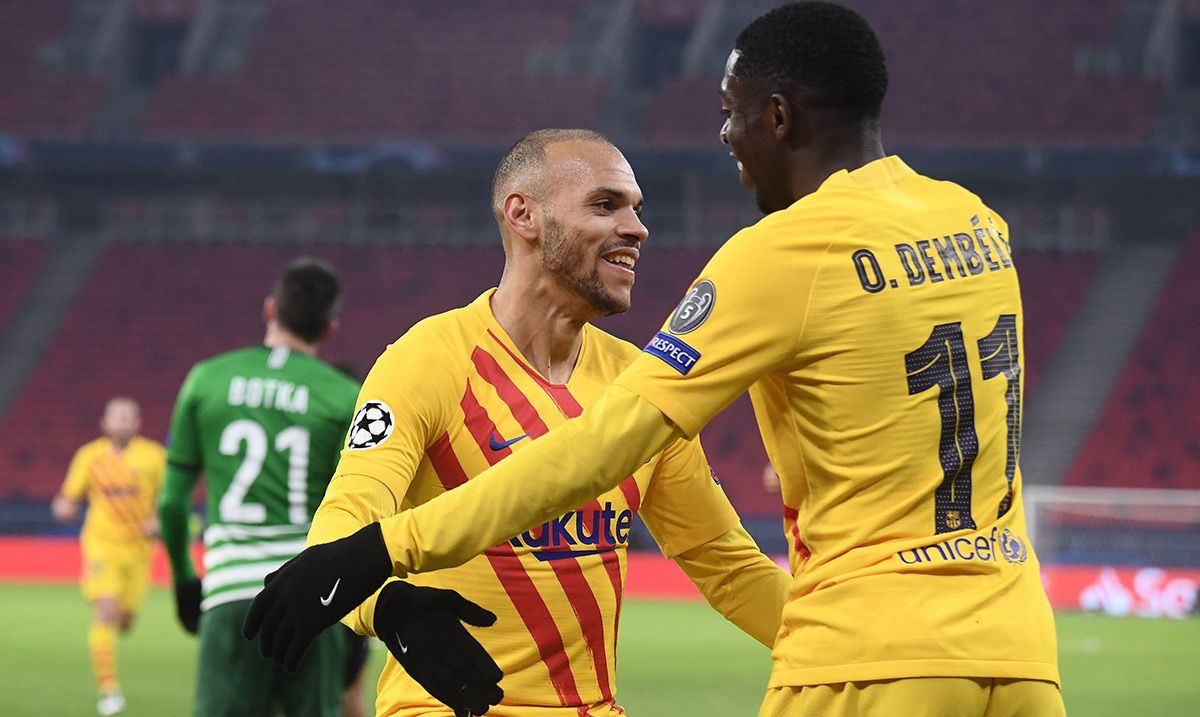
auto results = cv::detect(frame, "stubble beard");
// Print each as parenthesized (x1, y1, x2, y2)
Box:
(541, 218, 629, 316)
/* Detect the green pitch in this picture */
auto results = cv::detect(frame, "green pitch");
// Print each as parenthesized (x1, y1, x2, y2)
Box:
(0, 583, 1195, 716)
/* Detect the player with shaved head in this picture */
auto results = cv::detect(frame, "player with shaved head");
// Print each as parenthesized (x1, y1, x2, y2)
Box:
(247, 128, 790, 717)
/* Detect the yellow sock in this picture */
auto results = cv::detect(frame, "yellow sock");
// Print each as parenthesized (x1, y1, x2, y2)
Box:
(88, 622, 119, 693)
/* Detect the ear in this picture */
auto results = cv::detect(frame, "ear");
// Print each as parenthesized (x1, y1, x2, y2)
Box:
(318, 318, 338, 343)
(502, 192, 540, 245)
(263, 296, 275, 324)
(768, 93, 792, 141)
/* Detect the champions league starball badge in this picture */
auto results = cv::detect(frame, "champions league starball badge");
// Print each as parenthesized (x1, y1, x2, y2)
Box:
(668, 279, 716, 335)
(347, 400, 395, 450)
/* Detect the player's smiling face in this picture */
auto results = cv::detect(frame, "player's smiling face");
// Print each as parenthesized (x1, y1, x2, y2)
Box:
(539, 141, 647, 316)
(720, 49, 789, 214)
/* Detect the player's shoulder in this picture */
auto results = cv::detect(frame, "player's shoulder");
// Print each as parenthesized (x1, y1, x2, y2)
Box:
(366, 301, 484, 386)
(296, 354, 361, 392)
(130, 435, 167, 457)
(188, 345, 262, 376)
(75, 437, 108, 457)
(581, 324, 641, 369)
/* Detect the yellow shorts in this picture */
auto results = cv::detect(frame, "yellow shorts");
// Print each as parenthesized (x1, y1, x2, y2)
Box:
(81, 548, 150, 614)
(758, 677, 1064, 717)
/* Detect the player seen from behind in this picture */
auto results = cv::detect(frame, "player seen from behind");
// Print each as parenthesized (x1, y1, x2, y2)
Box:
(158, 257, 366, 716)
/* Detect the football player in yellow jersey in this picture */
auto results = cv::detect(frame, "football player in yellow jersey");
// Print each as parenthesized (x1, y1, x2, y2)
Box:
(246, 4, 1064, 715)
(245, 129, 791, 716)
(52, 397, 165, 716)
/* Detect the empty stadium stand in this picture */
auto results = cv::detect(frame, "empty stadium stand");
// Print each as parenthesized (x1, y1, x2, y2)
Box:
(141, 0, 606, 142)
(0, 0, 105, 139)
(643, 0, 1160, 145)
(1016, 249, 1099, 394)
(0, 240, 46, 332)
(1066, 233, 1200, 489)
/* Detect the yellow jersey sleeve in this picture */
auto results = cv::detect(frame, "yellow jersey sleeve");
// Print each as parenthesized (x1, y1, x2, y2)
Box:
(61, 441, 96, 501)
(330, 326, 463, 506)
(380, 385, 681, 576)
(673, 524, 790, 648)
(615, 224, 819, 438)
(640, 436, 739, 558)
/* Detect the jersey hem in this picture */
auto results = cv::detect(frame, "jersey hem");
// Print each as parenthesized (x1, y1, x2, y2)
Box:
(767, 660, 1060, 688)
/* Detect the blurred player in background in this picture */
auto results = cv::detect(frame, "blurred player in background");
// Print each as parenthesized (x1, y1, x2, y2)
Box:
(247, 129, 790, 717)
(243, 3, 1064, 716)
(157, 257, 361, 717)
(51, 396, 165, 716)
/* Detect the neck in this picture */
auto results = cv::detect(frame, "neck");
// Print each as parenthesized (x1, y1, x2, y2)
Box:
(108, 436, 131, 451)
(792, 123, 886, 199)
(490, 275, 592, 384)
(263, 323, 319, 356)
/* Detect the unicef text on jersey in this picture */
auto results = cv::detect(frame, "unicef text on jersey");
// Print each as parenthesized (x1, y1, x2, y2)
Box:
(895, 526, 1029, 567)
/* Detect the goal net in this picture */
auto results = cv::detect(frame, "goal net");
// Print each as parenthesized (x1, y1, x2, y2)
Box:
(1024, 486, 1200, 618)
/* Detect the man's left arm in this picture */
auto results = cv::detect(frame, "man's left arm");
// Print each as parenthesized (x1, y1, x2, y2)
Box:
(641, 436, 790, 648)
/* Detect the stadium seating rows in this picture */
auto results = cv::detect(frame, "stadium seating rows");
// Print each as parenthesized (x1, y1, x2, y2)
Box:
(1014, 249, 1098, 394)
(1066, 233, 1200, 490)
(643, 0, 1159, 145)
(0, 240, 46, 332)
(0, 0, 105, 140)
(141, 0, 607, 142)
(0, 241, 1098, 518)
(0, 0, 1155, 144)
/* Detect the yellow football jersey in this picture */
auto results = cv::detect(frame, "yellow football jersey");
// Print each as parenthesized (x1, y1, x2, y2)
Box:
(61, 436, 165, 556)
(326, 291, 739, 714)
(616, 156, 1058, 686)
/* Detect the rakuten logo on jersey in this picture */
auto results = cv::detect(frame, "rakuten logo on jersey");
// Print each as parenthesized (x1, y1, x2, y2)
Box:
(509, 501, 634, 561)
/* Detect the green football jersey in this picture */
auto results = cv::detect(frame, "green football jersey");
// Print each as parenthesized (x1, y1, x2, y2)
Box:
(166, 345, 359, 609)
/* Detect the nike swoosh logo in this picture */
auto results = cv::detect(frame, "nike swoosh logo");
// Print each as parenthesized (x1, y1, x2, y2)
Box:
(394, 633, 408, 654)
(488, 432, 528, 451)
(319, 578, 341, 607)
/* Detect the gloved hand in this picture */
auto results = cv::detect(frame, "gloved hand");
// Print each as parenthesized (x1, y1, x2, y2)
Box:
(242, 522, 391, 671)
(173, 578, 202, 634)
(375, 580, 503, 717)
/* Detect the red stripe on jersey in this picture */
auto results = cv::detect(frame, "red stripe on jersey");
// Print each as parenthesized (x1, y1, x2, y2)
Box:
(470, 348, 551, 437)
(460, 379, 513, 459)
(782, 505, 811, 560)
(485, 338, 638, 692)
(90, 459, 144, 539)
(426, 431, 584, 706)
(484, 331, 644, 515)
(542, 377, 631, 684)
(459, 373, 615, 703)
(487, 330, 584, 416)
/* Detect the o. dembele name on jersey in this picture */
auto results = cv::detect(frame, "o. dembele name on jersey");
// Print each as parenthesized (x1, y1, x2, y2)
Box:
(852, 214, 1014, 294)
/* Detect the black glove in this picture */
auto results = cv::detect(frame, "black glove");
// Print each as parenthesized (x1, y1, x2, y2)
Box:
(242, 522, 392, 671)
(375, 580, 503, 717)
(173, 578, 202, 634)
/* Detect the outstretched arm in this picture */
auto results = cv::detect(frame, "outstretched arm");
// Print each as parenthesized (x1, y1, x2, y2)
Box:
(380, 385, 681, 576)
(673, 525, 790, 647)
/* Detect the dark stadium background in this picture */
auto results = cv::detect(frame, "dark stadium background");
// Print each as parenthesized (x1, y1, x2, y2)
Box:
(0, 0, 1198, 713)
